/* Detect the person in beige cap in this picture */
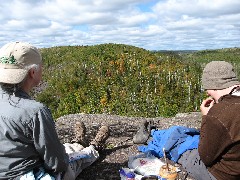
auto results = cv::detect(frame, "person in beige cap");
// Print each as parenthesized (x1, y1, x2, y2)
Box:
(178, 61, 240, 180)
(0, 42, 109, 180)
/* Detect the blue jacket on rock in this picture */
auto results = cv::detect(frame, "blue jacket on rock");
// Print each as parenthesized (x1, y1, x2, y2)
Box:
(138, 126, 200, 162)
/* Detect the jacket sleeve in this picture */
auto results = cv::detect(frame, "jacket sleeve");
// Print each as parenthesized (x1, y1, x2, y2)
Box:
(198, 115, 232, 166)
(32, 106, 69, 173)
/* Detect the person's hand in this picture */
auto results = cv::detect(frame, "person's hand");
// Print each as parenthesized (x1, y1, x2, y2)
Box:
(200, 97, 215, 115)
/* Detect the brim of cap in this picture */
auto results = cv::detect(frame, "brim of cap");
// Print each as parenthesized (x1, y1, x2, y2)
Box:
(0, 68, 28, 84)
(202, 79, 240, 90)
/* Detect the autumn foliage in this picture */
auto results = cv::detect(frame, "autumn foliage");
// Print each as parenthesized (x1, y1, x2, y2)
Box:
(37, 44, 240, 119)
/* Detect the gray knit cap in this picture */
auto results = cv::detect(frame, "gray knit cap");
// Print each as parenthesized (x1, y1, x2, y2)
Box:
(202, 61, 240, 90)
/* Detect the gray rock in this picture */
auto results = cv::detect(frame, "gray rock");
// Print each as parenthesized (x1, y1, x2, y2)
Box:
(55, 112, 201, 179)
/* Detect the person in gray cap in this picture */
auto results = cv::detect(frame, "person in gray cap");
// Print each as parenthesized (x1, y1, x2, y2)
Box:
(178, 61, 240, 180)
(0, 42, 109, 180)
(134, 61, 240, 180)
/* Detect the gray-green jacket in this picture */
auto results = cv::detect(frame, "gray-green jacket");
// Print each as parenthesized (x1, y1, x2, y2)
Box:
(0, 88, 68, 179)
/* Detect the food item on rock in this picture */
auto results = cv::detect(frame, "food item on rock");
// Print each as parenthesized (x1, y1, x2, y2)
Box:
(159, 165, 177, 180)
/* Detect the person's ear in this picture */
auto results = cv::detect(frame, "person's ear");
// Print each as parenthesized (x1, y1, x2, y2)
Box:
(28, 68, 35, 78)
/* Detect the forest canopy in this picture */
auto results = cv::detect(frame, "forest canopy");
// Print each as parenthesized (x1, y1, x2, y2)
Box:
(36, 44, 240, 119)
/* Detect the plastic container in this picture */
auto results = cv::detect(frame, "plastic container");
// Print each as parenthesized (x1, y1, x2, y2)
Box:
(119, 168, 136, 180)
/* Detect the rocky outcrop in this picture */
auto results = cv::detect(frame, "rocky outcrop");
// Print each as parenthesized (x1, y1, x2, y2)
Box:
(55, 112, 202, 180)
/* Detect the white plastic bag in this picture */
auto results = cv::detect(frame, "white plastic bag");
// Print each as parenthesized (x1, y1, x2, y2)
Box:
(128, 152, 164, 176)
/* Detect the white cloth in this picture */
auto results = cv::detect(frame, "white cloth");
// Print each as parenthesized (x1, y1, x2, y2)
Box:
(19, 167, 55, 180)
(62, 144, 99, 180)
(19, 143, 98, 180)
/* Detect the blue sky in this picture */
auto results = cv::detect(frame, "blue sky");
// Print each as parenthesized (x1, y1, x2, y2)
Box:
(0, 0, 239, 50)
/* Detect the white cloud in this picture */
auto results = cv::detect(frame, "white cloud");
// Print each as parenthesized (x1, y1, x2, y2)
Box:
(0, 0, 239, 50)
(154, 0, 240, 18)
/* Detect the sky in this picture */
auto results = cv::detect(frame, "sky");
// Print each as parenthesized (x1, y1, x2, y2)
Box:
(0, 0, 239, 50)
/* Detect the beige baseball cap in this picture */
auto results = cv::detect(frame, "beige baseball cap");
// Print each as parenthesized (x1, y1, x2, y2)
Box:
(0, 41, 42, 84)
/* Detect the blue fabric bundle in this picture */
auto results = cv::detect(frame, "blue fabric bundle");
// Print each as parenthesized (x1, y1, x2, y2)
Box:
(138, 126, 200, 162)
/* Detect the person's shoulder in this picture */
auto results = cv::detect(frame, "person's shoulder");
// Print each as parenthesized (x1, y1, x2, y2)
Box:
(18, 97, 48, 112)
(209, 95, 240, 119)
(219, 94, 240, 104)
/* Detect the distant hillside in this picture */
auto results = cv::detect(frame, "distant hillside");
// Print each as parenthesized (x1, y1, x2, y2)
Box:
(36, 43, 240, 119)
(153, 50, 198, 54)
